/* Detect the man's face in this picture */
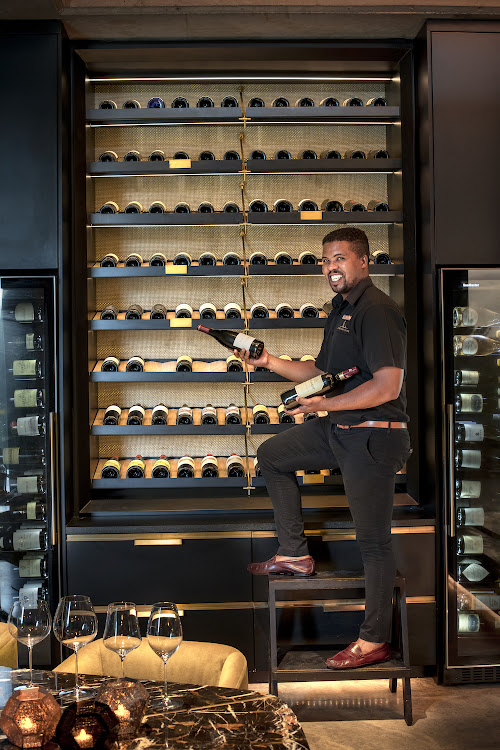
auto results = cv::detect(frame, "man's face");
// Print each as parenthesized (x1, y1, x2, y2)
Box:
(321, 241, 369, 297)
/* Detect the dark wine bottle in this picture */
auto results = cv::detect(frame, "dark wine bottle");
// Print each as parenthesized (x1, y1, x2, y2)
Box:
(300, 150, 317, 160)
(173, 252, 192, 265)
(226, 454, 245, 477)
(222, 253, 241, 266)
(250, 150, 266, 160)
(253, 405, 270, 424)
(300, 303, 319, 318)
(278, 404, 295, 423)
(176, 405, 193, 425)
(174, 203, 191, 214)
(224, 303, 242, 319)
(281, 366, 359, 409)
(99, 100, 116, 109)
(275, 303, 294, 319)
(274, 200, 293, 213)
(225, 404, 241, 424)
(103, 405, 121, 426)
(345, 149, 366, 159)
(124, 201, 143, 214)
(175, 304, 193, 319)
(10, 416, 46, 437)
(320, 97, 339, 107)
(124, 151, 141, 162)
(19, 554, 47, 578)
(9, 359, 43, 378)
(226, 355, 243, 372)
(0, 529, 47, 552)
(100, 253, 119, 267)
(372, 250, 392, 264)
(102, 356, 119, 372)
(455, 393, 500, 414)
(320, 150, 342, 159)
(149, 151, 165, 162)
(250, 303, 269, 319)
(126, 405, 145, 426)
(272, 97, 289, 107)
(176, 355, 193, 372)
(248, 200, 268, 213)
(223, 202, 240, 213)
(150, 303, 168, 319)
(322, 200, 343, 212)
(298, 251, 317, 264)
(125, 356, 144, 372)
(173, 151, 189, 160)
(199, 151, 215, 161)
(298, 199, 318, 211)
(343, 97, 363, 106)
(304, 412, 319, 421)
(198, 202, 215, 213)
(126, 455, 145, 478)
(221, 96, 238, 108)
(250, 253, 267, 265)
(147, 97, 165, 108)
(224, 150, 240, 161)
(197, 325, 264, 358)
(149, 201, 166, 213)
(199, 303, 217, 320)
(125, 304, 143, 320)
(297, 97, 315, 107)
(124, 252, 143, 267)
(368, 200, 389, 212)
(368, 149, 390, 159)
(248, 97, 264, 107)
(201, 404, 217, 425)
(344, 200, 366, 212)
(274, 251, 292, 264)
(197, 97, 214, 108)
(123, 100, 140, 109)
(171, 97, 189, 108)
(367, 97, 388, 106)
(151, 404, 168, 425)
(201, 455, 219, 477)
(152, 455, 170, 478)
(101, 456, 120, 479)
(199, 252, 217, 266)
(275, 150, 292, 159)
(98, 151, 118, 162)
(100, 201, 119, 214)
(177, 455, 195, 478)
(11, 388, 44, 408)
(100, 304, 119, 320)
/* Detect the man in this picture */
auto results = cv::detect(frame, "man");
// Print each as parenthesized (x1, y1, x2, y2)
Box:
(238, 227, 411, 669)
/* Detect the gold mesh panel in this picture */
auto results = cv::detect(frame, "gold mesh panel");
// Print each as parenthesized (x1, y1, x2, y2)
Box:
(97, 434, 247, 460)
(90, 82, 387, 111)
(91, 123, 391, 162)
(96, 382, 246, 409)
(95, 276, 244, 310)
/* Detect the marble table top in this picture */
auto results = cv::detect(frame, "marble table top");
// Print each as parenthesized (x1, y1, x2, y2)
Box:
(0, 669, 309, 750)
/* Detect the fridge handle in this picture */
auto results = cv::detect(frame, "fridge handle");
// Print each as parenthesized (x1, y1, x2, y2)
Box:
(447, 403, 456, 538)
(49, 412, 59, 546)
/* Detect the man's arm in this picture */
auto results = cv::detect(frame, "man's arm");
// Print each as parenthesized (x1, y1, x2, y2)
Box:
(237, 347, 324, 382)
(286, 366, 404, 415)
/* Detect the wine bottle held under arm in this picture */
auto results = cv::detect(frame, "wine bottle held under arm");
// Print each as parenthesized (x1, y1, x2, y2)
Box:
(197, 325, 264, 359)
(281, 367, 359, 410)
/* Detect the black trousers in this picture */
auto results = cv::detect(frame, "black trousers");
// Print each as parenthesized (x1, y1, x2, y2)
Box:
(256, 417, 412, 642)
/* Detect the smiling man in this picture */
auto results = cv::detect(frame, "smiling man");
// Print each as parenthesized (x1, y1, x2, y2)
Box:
(238, 227, 412, 669)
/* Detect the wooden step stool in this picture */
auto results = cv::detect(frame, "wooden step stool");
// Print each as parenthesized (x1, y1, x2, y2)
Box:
(268, 570, 413, 725)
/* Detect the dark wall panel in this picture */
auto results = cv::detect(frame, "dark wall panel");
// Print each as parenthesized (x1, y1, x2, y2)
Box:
(431, 31, 500, 265)
(0, 30, 60, 269)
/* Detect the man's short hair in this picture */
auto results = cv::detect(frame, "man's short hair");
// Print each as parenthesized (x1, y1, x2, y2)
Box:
(322, 227, 369, 260)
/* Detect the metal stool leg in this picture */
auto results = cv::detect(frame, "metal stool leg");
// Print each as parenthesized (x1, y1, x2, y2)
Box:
(389, 678, 397, 693)
(403, 677, 413, 726)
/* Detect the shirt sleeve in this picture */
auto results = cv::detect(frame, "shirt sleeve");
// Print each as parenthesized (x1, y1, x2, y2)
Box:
(359, 304, 407, 373)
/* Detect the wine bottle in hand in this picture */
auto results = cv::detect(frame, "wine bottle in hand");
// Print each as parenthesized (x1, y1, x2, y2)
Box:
(281, 367, 359, 410)
(197, 325, 264, 359)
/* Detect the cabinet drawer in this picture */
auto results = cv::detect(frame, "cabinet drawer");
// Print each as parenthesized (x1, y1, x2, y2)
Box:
(66, 536, 252, 604)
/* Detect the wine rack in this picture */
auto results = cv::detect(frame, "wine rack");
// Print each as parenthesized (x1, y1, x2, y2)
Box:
(85, 77, 406, 504)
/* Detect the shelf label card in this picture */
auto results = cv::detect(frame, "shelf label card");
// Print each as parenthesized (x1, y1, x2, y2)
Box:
(165, 265, 187, 275)
(302, 474, 325, 484)
(300, 211, 323, 221)
(170, 319, 192, 328)
(169, 159, 191, 169)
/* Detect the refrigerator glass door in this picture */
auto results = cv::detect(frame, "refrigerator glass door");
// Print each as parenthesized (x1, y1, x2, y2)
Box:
(442, 268, 500, 668)
(0, 277, 56, 617)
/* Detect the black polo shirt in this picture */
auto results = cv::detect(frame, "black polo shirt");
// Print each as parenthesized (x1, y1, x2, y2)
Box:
(315, 276, 408, 425)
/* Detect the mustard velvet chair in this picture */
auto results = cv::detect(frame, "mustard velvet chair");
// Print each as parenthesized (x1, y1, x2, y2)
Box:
(0, 622, 18, 668)
(54, 638, 248, 690)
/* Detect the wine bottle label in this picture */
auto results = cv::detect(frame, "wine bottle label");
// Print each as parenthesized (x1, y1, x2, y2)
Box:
(177, 406, 193, 419)
(128, 459, 145, 470)
(25, 334, 35, 350)
(226, 355, 242, 370)
(462, 424, 484, 441)
(3, 448, 20, 465)
(103, 459, 120, 473)
(295, 375, 325, 398)
(459, 394, 483, 412)
(201, 455, 218, 470)
(202, 405, 217, 419)
(253, 405, 269, 415)
(472, 593, 500, 609)
(460, 563, 489, 582)
(14, 389, 38, 408)
(129, 405, 145, 418)
(17, 476, 39, 494)
(462, 508, 485, 525)
(226, 455, 244, 469)
(13, 529, 43, 551)
(458, 613, 480, 633)
(460, 535, 484, 554)
(459, 450, 482, 469)
(225, 405, 240, 418)
(19, 556, 43, 577)
(152, 405, 168, 417)
(153, 458, 170, 470)
(175, 304, 193, 317)
(15, 303, 35, 322)
(16, 416, 40, 436)
(233, 333, 256, 351)
(13, 359, 37, 377)
(300, 355, 316, 362)
(461, 337, 479, 355)
(178, 456, 195, 470)
(26, 501, 39, 520)
(104, 405, 121, 415)
(458, 480, 481, 498)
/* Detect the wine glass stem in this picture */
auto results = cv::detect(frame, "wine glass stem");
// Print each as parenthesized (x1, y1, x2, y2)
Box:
(75, 648, 79, 696)
(121, 655, 125, 679)
(28, 646, 33, 686)
(164, 660, 168, 705)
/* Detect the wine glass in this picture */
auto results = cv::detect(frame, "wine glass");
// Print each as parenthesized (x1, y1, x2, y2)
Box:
(8, 599, 51, 687)
(103, 602, 141, 679)
(53, 594, 98, 699)
(147, 602, 183, 710)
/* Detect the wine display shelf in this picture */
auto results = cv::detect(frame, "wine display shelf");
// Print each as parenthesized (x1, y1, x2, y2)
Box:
(87, 106, 400, 125)
(90, 370, 288, 383)
(89, 158, 402, 176)
(89, 317, 327, 331)
(90, 211, 403, 226)
(92, 475, 407, 491)
(88, 263, 404, 278)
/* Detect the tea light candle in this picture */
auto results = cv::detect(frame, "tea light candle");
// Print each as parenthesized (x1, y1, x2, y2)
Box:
(0, 687, 61, 748)
(96, 679, 148, 737)
(74, 728, 93, 749)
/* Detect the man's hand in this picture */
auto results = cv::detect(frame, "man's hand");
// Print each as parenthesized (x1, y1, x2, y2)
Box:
(234, 347, 270, 369)
(284, 395, 326, 416)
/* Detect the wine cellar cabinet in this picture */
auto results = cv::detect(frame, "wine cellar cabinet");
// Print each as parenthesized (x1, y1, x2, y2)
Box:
(67, 42, 434, 673)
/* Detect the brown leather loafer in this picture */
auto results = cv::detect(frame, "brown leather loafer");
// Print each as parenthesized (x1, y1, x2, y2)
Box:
(247, 555, 315, 576)
(325, 642, 391, 669)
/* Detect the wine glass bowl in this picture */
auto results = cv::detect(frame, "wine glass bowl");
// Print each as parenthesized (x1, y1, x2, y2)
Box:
(103, 602, 141, 679)
(147, 602, 183, 710)
(53, 595, 97, 699)
(8, 599, 51, 687)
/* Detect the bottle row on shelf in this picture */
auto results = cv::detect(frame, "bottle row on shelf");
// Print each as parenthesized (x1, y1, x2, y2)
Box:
(455, 369, 500, 387)
(454, 335, 500, 357)
(0, 500, 45, 522)
(97, 302, 324, 321)
(97, 148, 391, 163)
(1, 474, 46, 496)
(0, 527, 47, 552)
(99, 198, 390, 215)
(96, 249, 392, 268)
(97, 96, 389, 110)
(3, 303, 44, 324)
(96, 353, 305, 373)
(455, 392, 500, 415)
(97, 403, 308, 427)
(456, 610, 500, 634)
(453, 306, 500, 329)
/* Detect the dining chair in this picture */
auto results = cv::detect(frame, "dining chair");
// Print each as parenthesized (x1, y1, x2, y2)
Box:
(54, 638, 248, 689)
(0, 622, 18, 668)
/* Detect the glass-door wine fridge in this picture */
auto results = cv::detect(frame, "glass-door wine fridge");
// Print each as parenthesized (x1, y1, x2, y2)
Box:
(441, 268, 500, 683)
(0, 277, 58, 639)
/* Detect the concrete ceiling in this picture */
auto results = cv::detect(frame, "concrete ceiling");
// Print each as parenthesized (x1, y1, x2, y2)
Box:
(1, 1, 499, 39)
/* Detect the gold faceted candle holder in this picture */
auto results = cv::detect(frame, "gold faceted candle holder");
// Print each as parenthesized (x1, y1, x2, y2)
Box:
(0, 687, 61, 748)
(56, 700, 119, 750)
(96, 678, 148, 736)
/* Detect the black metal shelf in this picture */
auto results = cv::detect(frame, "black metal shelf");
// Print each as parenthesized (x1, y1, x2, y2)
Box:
(87, 106, 400, 125)
(88, 263, 403, 278)
(90, 423, 293, 436)
(89, 317, 327, 331)
(88, 158, 402, 176)
(90, 370, 288, 383)
(90, 211, 403, 226)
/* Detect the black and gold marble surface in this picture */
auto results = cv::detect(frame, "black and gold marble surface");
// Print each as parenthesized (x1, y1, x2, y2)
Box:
(0, 669, 309, 750)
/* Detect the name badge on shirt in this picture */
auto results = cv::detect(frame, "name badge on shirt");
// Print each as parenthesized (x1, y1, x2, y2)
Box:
(337, 314, 351, 333)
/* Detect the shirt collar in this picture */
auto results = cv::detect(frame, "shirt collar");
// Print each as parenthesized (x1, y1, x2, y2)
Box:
(331, 276, 373, 310)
